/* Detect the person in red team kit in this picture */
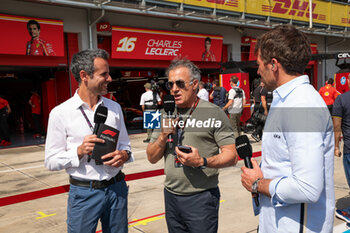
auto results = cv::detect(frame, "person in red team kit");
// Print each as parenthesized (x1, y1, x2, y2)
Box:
(26, 20, 55, 56)
(201, 37, 216, 62)
(0, 96, 11, 146)
(319, 78, 339, 113)
(29, 90, 43, 138)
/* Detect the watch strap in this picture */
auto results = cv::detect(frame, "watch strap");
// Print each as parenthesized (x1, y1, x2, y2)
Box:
(198, 157, 207, 169)
(124, 150, 132, 161)
(252, 178, 261, 194)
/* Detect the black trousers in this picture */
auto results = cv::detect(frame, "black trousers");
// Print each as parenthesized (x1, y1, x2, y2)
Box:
(253, 104, 265, 139)
(0, 110, 10, 141)
(32, 113, 42, 135)
(164, 187, 220, 233)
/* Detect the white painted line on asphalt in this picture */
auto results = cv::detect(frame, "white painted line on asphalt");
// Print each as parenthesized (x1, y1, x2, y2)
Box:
(0, 164, 44, 173)
(133, 150, 146, 154)
(0, 150, 146, 173)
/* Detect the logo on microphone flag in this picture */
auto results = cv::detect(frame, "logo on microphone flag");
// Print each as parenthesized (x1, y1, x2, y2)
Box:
(102, 130, 117, 137)
(143, 110, 161, 129)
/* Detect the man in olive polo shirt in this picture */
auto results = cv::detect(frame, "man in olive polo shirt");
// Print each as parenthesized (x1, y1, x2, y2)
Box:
(146, 58, 238, 233)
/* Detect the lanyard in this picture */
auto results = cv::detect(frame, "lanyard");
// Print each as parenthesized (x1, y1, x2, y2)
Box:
(176, 98, 199, 145)
(79, 106, 94, 132)
(79, 103, 104, 163)
(79, 102, 105, 133)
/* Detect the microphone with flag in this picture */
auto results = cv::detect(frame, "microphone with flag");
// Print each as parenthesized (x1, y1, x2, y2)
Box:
(163, 95, 175, 149)
(91, 105, 108, 164)
(91, 105, 121, 165)
(236, 135, 260, 208)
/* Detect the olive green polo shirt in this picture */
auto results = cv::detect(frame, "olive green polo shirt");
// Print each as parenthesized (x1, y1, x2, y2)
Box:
(150, 99, 235, 195)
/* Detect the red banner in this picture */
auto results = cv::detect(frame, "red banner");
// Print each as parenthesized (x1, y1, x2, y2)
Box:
(0, 14, 64, 56)
(112, 26, 223, 62)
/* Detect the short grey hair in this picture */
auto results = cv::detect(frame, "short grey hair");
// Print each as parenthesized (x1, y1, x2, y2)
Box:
(70, 49, 109, 84)
(165, 58, 201, 81)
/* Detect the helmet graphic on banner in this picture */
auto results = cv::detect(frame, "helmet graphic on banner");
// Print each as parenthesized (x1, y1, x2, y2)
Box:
(341, 76, 346, 85)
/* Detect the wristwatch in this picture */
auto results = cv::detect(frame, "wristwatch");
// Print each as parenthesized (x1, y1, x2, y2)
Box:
(252, 178, 261, 194)
(124, 150, 132, 161)
(198, 157, 207, 169)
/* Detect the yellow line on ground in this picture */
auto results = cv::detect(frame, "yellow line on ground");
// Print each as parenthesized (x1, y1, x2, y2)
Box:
(36, 211, 56, 220)
(129, 216, 165, 227)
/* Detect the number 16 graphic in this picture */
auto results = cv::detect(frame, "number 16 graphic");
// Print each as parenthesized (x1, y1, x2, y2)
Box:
(116, 37, 137, 52)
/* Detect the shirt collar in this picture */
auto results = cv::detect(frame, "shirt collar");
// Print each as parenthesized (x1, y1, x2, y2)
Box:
(72, 89, 104, 110)
(274, 75, 309, 100)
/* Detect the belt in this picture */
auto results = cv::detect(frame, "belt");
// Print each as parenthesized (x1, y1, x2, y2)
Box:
(69, 171, 125, 189)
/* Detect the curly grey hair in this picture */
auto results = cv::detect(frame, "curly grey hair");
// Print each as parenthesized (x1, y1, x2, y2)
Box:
(165, 58, 201, 82)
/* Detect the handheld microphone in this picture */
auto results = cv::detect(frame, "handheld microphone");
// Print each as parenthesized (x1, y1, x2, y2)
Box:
(163, 95, 175, 149)
(91, 105, 108, 164)
(93, 105, 108, 135)
(236, 135, 259, 207)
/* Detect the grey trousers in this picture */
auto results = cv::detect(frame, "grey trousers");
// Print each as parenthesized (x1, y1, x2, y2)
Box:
(229, 112, 242, 138)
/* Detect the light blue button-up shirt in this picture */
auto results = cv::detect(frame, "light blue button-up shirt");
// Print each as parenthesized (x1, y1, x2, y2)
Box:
(259, 75, 335, 232)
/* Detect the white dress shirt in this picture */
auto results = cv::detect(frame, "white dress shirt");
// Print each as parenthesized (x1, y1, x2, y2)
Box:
(197, 88, 209, 101)
(45, 91, 133, 181)
(259, 75, 335, 232)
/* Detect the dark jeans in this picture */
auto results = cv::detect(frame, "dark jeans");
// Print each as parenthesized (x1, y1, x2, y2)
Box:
(164, 187, 220, 233)
(32, 113, 42, 135)
(343, 153, 350, 187)
(0, 110, 10, 141)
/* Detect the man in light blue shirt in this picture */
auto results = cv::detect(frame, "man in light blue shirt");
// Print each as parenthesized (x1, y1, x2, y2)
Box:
(241, 25, 335, 232)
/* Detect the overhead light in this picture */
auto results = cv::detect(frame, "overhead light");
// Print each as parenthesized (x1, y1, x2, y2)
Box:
(236, 27, 244, 34)
(218, 16, 228, 20)
(172, 22, 181, 29)
(270, 23, 283, 28)
(247, 19, 258, 24)
(93, 0, 110, 6)
(185, 11, 195, 16)
(101, 0, 111, 5)
(314, 29, 325, 32)
(147, 6, 157, 11)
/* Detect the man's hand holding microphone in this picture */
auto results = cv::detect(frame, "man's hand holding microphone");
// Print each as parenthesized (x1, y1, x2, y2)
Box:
(237, 135, 268, 214)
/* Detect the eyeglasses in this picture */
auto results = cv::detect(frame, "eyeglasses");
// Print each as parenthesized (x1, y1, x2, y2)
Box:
(166, 80, 194, 90)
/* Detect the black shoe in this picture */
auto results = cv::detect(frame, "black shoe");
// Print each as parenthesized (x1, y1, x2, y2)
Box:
(143, 139, 150, 143)
(251, 134, 260, 142)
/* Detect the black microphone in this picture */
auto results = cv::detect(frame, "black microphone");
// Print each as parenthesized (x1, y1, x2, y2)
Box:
(236, 135, 259, 207)
(236, 135, 253, 168)
(163, 95, 175, 149)
(93, 105, 108, 135)
(91, 105, 108, 164)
